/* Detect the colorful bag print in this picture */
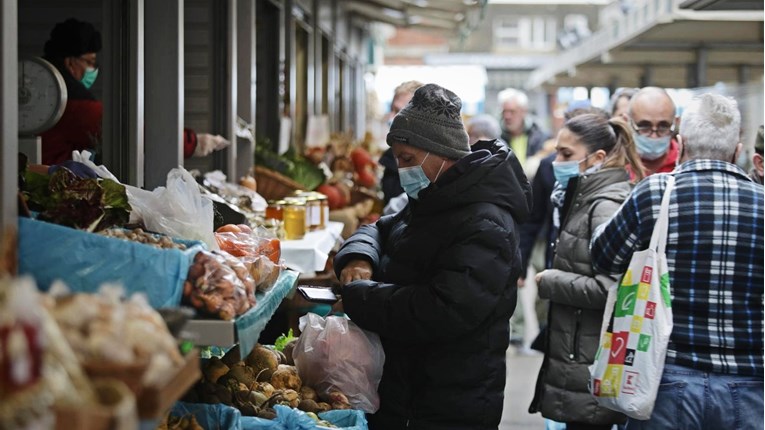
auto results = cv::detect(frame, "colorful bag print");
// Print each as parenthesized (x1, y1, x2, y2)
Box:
(589, 175, 675, 420)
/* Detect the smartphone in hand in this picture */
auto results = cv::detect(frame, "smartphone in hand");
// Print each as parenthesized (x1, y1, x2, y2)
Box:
(297, 286, 339, 304)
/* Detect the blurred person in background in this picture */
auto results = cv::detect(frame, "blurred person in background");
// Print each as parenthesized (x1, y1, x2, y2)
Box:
(379, 80, 424, 205)
(609, 88, 638, 119)
(499, 88, 550, 167)
(466, 114, 503, 145)
(529, 113, 644, 430)
(40, 18, 228, 167)
(750, 125, 763, 185)
(627, 87, 679, 177)
(334, 83, 532, 429)
(591, 93, 763, 430)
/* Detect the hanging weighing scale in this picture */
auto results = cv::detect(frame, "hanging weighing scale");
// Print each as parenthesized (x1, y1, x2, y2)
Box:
(18, 56, 68, 163)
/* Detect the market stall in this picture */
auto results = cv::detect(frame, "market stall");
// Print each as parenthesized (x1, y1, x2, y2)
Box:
(5, 155, 377, 429)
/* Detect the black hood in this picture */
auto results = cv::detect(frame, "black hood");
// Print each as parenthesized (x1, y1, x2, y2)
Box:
(414, 139, 532, 223)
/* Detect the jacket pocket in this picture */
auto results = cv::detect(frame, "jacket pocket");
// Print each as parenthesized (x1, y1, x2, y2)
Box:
(570, 308, 582, 361)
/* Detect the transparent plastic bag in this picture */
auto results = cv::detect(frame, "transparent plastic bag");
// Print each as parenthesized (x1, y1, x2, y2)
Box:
(293, 313, 385, 413)
(127, 168, 217, 249)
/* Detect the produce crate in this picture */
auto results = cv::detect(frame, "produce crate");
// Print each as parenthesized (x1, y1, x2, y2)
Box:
(138, 350, 201, 419)
(55, 379, 137, 430)
(169, 402, 368, 430)
(82, 359, 149, 397)
(253, 166, 304, 201)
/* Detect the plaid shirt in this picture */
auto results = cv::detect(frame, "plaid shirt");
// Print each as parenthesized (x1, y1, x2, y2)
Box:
(591, 160, 764, 376)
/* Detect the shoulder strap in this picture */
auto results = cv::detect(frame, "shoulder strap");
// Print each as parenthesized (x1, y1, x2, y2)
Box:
(649, 175, 675, 253)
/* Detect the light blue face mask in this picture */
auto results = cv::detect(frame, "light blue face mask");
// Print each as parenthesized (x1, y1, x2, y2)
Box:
(398, 152, 444, 200)
(634, 134, 671, 160)
(552, 153, 598, 188)
(80, 67, 98, 89)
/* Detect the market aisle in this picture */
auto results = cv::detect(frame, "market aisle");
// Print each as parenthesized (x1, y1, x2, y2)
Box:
(500, 347, 546, 430)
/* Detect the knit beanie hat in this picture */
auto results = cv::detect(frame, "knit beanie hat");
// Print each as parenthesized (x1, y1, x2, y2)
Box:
(387, 83, 470, 160)
(44, 18, 102, 59)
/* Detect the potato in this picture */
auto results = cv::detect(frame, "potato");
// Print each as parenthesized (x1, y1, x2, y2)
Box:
(270, 364, 301, 391)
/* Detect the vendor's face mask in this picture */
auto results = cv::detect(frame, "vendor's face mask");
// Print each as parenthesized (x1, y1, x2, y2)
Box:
(80, 67, 98, 89)
(398, 152, 444, 200)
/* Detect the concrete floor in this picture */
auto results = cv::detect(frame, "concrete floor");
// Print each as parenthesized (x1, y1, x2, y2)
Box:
(500, 346, 547, 430)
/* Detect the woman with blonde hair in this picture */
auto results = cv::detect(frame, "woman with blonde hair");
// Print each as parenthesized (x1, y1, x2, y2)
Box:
(529, 113, 644, 430)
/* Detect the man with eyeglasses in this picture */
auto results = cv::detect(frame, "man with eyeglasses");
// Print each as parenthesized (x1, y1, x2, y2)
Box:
(40, 18, 229, 167)
(626, 87, 680, 177)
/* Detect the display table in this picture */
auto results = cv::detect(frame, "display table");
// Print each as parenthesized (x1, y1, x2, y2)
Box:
(184, 269, 299, 358)
(281, 221, 344, 274)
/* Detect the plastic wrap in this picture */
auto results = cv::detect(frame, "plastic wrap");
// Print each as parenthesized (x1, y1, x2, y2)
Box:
(293, 314, 385, 413)
(18, 218, 201, 309)
(127, 168, 217, 250)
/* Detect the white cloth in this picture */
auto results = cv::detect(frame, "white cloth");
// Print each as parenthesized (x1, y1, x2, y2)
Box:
(193, 133, 230, 157)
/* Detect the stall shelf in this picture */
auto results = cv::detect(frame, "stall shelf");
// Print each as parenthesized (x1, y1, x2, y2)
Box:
(184, 269, 299, 358)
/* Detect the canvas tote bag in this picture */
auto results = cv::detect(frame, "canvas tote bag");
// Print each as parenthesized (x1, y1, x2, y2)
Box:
(589, 175, 675, 420)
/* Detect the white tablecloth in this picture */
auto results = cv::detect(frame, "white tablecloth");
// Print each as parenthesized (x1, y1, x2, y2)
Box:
(281, 221, 344, 273)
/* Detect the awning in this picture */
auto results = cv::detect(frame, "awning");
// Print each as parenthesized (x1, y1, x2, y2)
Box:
(344, 0, 487, 36)
(526, 0, 764, 89)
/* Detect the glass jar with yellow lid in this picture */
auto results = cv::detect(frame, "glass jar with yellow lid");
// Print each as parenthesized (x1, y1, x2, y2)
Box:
(282, 197, 306, 240)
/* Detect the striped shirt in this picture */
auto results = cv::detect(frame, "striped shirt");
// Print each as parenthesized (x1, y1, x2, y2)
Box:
(591, 159, 764, 376)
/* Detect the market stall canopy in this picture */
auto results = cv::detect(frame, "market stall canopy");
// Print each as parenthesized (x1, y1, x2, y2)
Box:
(526, 0, 764, 89)
(345, 0, 486, 36)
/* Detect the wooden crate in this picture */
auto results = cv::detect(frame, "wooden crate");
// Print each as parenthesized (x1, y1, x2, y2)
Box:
(137, 350, 201, 419)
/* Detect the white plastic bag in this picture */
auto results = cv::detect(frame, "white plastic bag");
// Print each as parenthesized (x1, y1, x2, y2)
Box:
(127, 168, 217, 249)
(71, 150, 120, 181)
(589, 176, 675, 420)
(293, 313, 385, 413)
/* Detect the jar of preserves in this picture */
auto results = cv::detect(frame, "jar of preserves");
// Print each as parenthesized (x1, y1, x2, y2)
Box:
(305, 195, 322, 231)
(282, 198, 306, 240)
(265, 200, 285, 221)
(316, 194, 329, 229)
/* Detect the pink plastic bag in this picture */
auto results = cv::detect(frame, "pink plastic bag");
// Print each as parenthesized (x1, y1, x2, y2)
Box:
(293, 313, 385, 413)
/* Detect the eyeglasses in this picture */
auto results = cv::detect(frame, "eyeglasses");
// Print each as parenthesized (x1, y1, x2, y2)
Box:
(630, 119, 674, 137)
(78, 56, 98, 69)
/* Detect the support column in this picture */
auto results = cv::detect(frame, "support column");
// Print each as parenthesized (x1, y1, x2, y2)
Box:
(0, 0, 18, 275)
(236, 0, 255, 178)
(695, 46, 708, 88)
(211, 0, 238, 180)
(101, 0, 144, 186)
(639, 65, 654, 87)
(144, 0, 183, 189)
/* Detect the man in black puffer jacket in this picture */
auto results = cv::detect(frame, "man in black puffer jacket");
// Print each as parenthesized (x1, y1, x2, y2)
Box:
(333, 84, 532, 429)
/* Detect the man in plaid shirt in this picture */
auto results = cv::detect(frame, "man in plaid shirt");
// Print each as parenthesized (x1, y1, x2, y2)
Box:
(591, 93, 763, 429)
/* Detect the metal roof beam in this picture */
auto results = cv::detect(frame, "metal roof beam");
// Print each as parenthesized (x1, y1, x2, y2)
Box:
(626, 41, 764, 50)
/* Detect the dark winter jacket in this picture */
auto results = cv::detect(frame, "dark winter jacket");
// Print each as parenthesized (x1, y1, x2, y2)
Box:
(529, 167, 631, 425)
(334, 140, 532, 430)
(518, 152, 556, 274)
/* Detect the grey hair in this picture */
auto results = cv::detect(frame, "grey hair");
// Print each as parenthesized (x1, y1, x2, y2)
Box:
(466, 114, 502, 142)
(497, 88, 529, 109)
(679, 93, 741, 161)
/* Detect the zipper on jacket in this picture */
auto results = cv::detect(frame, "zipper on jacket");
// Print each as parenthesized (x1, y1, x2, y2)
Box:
(570, 308, 582, 361)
